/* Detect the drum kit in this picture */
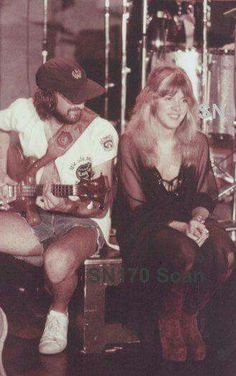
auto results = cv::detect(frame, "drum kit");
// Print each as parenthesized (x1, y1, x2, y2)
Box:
(147, 1, 235, 132)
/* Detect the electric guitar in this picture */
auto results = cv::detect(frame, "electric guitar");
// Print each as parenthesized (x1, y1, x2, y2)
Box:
(0, 144, 110, 225)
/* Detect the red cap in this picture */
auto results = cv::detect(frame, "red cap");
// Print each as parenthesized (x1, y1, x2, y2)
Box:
(36, 58, 105, 104)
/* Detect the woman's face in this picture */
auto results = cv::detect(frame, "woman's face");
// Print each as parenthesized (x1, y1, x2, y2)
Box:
(155, 89, 188, 131)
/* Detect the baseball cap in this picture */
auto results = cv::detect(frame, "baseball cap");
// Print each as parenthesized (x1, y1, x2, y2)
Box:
(35, 58, 105, 104)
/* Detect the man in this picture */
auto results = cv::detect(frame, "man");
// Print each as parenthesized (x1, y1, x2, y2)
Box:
(0, 58, 118, 354)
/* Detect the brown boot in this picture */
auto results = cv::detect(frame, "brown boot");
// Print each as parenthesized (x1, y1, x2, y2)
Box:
(158, 318, 187, 362)
(181, 312, 206, 361)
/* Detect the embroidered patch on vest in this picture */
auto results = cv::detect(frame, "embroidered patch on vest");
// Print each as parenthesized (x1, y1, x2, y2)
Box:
(100, 135, 114, 151)
(56, 131, 73, 149)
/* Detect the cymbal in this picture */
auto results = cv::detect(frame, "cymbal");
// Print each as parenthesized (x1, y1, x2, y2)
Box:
(222, 42, 235, 50)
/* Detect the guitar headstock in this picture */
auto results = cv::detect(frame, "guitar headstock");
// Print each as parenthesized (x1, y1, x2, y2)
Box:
(77, 174, 110, 209)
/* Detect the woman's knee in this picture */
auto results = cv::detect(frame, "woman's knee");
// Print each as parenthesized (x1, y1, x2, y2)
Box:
(155, 228, 197, 273)
(174, 238, 197, 273)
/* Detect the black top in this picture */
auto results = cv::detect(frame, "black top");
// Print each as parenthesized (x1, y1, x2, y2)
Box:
(116, 131, 218, 255)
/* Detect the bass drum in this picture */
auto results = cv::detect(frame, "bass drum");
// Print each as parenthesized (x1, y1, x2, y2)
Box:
(208, 49, 235, 136)
(150, 48, 202, 103)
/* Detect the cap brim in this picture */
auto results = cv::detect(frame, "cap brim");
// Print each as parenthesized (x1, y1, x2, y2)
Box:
(70, 79, 105, 104)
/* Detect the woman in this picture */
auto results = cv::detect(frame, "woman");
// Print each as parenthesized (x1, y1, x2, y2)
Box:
(116, 65, 235, 362)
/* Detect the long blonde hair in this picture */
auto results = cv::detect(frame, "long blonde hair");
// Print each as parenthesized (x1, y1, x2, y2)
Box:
(126, 64, 199, 167)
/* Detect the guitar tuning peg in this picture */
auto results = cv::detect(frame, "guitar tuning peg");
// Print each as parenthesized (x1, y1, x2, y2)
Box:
(87, 201, 94, 210)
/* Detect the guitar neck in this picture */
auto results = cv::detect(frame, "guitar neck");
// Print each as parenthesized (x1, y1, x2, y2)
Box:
(51, 184, 75, 197)
(15, 184, 77, 198)
(4, 175, 107, 207)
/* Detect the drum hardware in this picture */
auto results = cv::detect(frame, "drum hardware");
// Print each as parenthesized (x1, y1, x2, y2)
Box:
(104, 0, 110, 119)
(208, 49, 235, 136)
(211, 165, 234, 186)
(209, 133, 234, 193)
(148, 1, 211, 106)
(212, 160, 234, 185)
(140, 0, 149, 89)
(207, 53, 212, 106)
(218, 183, 236, 201)
(151, 47, 202, 103)
(213, 7, 236, 240)
(147, 11, 172, 51)
(42, 0, 49, 63)
(121, 0, 132, 134)
(104, 0, 116, 119)
(202, 0, 211, 134)
(217, 174, 234, 185)
(180, 1, 196, 49)
(176, 0, 183, 31)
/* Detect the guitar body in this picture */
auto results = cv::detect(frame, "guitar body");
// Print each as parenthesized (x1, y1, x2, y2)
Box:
(5, 144, 110, 225)
(8, 143, 29, 182)
(7, 144, 42, 225)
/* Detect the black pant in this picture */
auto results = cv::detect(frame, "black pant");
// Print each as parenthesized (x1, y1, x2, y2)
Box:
(122, 219, 235, 321)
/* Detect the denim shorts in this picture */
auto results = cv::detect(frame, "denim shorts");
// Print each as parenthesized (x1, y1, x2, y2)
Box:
(31, 210, 105, 253)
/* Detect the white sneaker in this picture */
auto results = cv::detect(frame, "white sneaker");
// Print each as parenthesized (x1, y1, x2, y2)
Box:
(39, 309, 69, 355)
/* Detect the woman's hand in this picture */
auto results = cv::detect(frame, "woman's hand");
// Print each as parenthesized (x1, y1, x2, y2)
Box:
(168, 219, 209, 247)
(186, 219, 209, 247)
(168, 221, 188, 233)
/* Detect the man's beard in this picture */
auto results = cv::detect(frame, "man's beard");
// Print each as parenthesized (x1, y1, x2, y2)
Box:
(52, 108, 82, 124)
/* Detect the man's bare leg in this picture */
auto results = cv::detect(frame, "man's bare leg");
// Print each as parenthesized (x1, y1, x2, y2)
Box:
(0, 212, 43, 256)
(39, 226, 98, 354)
(44, 226, 97, 312)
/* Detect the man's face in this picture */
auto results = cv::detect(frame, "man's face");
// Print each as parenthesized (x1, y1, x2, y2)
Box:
(55, 93, 84, 123)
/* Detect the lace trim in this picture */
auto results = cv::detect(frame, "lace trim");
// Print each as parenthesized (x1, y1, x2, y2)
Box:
(154, 166, 183, 193)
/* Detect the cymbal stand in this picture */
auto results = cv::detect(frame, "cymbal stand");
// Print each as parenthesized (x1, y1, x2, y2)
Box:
(202, 0, 211, 133)
(104, 0, 115, 119)
(120, 0, 132, 134)
(42, 0, 49, 63)
(232, 13, 236, 241)
(141, 0, 148, 89)
(176, 1, 183, 33)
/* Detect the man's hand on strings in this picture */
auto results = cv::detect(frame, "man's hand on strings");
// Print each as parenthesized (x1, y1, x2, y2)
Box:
(36, 182, 68, 212)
